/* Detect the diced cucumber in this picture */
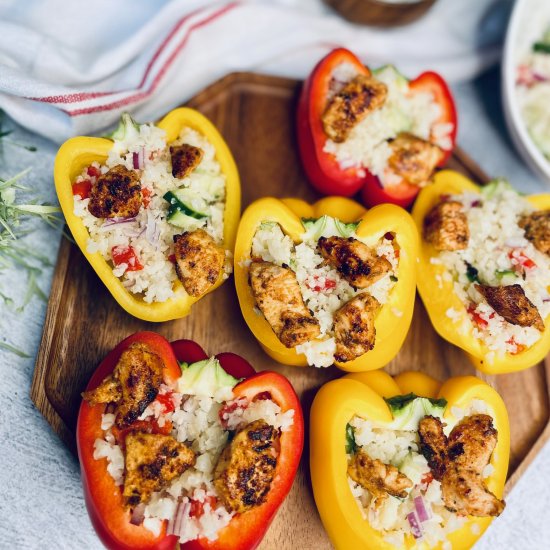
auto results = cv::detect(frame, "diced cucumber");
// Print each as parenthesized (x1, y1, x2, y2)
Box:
(384, 393, 447, 430)
(496, 269, 517, 285)
(481, 179, 514, 199)
(372, 65, 409, 90)
(105, 112, 140, 141)
(164, 190, 207, 220)
(166, 206, 206, 230)
(302, 215, 359, 240)
(345, 423, 357, 454)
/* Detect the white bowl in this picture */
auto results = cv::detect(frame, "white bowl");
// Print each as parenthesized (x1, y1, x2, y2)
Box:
(502, 0, 550, 185)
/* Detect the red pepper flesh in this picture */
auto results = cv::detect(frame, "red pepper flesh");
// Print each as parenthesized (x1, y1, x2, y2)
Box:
(297, 48, 457, 209)
(77, 332, 303, 550)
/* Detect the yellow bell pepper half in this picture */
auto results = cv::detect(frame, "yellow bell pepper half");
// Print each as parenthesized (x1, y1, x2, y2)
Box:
(54, 108, 241, 322)
(234, 196, 419, 371)
(412, 170, 550, 374)
(310, 370, 510, 550)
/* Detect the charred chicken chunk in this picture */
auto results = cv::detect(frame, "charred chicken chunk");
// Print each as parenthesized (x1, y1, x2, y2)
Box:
(88, 165, 142, 219)
(170, 144, 204, 179)
(475, 284, 544, 332)
(318, 236, 392, 289)
(519, 210, 550, 256)
(214, 419, 279, 514)
(322, 74, 388, 143)
(442, 414, 505, 517)
(249, 261, 320, 348)
(123, 433, 196, 508)
(173, 229, 225, 297)
(388, 132, 444, 186)
(82, 342, 164, 429)
(418, 414, 505, 517)
(423, 200, 469, 251)
(81, 376, 122, 406)
(348, 449, 413, 508)
(418, 415, 448, 481)
(334, 293, 379, 362)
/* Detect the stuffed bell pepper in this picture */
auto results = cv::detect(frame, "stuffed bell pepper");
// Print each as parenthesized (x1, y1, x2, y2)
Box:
(234, 196, 418, 371)
(413, 170, 550, 374)
(55, 109, 240, 322)
(77, 331, 303, 550)
(310, 370, 509, 549)
(297, 48, 457, 209)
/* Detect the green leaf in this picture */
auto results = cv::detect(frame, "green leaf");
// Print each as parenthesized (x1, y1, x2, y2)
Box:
(0, 341, 30, 358)
(466, 263, 479, 283)
(345, 423, 357, 454)
(533, 42, 550, 54)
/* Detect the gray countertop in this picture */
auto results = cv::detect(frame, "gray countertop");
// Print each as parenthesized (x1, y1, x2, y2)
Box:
(0, 65, 548, 549)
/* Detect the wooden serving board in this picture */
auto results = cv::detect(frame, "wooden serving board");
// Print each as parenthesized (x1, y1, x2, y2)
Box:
(32, 73, 550, 549)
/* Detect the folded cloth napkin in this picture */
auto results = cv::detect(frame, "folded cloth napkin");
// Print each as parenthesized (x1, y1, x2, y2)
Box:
(0, 0, 509, 143)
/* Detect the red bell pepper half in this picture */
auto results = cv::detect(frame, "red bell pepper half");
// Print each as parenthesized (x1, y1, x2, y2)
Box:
(77, 331, 304, 550)
(297, 48, 457, 209)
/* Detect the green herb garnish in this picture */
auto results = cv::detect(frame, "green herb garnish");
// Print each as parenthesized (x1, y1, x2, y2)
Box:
(345, 423, 357, 454)
(466, 263, 479, 283)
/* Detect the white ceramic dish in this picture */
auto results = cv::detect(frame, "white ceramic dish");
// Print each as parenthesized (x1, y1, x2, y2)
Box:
(502, 0, 550, 185)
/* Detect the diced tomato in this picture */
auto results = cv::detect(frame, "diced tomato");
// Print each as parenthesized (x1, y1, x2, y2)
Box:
(308, 275, 336, 292)
(142, 187, 152, 208)
(111, 419, 173, 448)
(509, 249, 536, 269)
(253, 391, 272, 402)
(218, 398, 248, 427)
(467, 303, 488, 328)
(189, 496, 217, 518)
(111, 245, 143, 271)
(421, 472, 434, 485)
(156, 392, 175, 413)
(72, 180, 92, 199)
(87, 165, 101, 178)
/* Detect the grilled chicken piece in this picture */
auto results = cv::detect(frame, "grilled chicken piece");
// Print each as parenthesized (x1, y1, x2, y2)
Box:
(170, 144, 204, 179)
(423, 200, 469, 251)
(123, 433, 196, 508)
(82, 342, 164, 429)
(418, 414, 505, 517)
(249, 261, 320, 348)
(418, 415, 448, 481)
(214, 420, 279, 514)
(81, 376, 122, 406)
(475, 284, 544, 331)
(173, 229, 225, 297)
(334, 293, 379, 362)
(318, 236, 391, 289)
(442, 414, 505, 517)
(519, 210, 550, 256)
(348, 449, 413, 508)
(88, 165, 142, 219)
(322, 74, 388, 143)
(388, 132, 444, 186)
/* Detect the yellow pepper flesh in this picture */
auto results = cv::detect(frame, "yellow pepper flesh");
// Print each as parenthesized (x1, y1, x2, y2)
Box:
(412, 170, 550, 374)
(234, 196, 419, 371)
(310, 370, 510, 550)
(54, 108, 240, 322)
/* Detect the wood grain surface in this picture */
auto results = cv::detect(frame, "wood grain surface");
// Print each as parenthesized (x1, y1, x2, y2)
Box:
(31, 72, 550, 549)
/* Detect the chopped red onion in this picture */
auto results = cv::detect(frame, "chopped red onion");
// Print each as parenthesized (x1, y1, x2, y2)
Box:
(167, 501, 190, 537)
(130, 503, 146, 525)
(414, 495, 431, 522)
(407, 512, 423, 539)
(132, 147, 146, 170)
(132, 152, 140, 169)
(101, 216, 137, 228)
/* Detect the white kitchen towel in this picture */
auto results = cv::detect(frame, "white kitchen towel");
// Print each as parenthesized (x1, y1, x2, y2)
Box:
(0, 0, 510, 143)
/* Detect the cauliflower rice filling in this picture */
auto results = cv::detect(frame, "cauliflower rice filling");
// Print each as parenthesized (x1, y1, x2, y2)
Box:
(436, 182, 550, 357)
(348, 399, 494, 549)
(73, 121, 230, 304)
(94, 383, 294, 544)
(249, 219, 399, 367)
(323, 65, 454, 188)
